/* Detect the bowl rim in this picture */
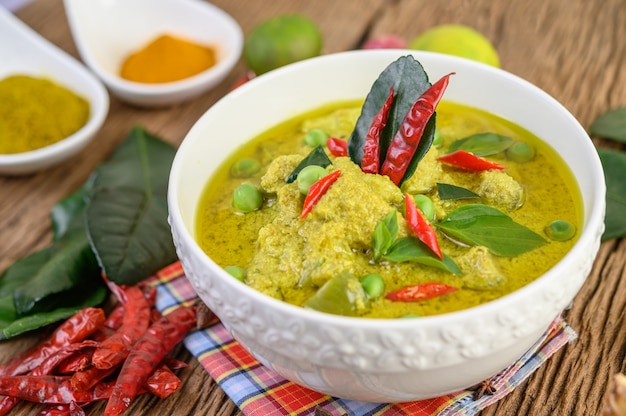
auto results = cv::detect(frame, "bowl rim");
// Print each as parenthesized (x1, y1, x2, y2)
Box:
(169, 48, 606, 330)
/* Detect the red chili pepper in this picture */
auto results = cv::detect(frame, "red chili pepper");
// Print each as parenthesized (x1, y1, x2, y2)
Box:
(404, 193, 443, 259)
(30, 341, 99, 377)
(104, 305, 197, 416)
(380, 73, 454, 185)
(0, 308, 105, 377)
(326, 137, 348, 157)
(145, 364, 182, 399)
(92, 286, 152, 370)
(437, 150, 507, 171)
(385, 282, 458, 302)
(361, 85, 395, 174)
(53, 349, 93, 374)
(0, 376, 115, 404)
(300, 170, 342, 220)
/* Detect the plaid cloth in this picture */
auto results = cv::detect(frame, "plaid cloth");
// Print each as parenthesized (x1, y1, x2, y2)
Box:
(146, 262, 577, 416)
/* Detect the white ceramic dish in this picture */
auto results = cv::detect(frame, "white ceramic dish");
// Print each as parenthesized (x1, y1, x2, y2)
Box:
(63, 0, 243, 107)
(0, 6, 109, 176)
(168, 50, 605, 401)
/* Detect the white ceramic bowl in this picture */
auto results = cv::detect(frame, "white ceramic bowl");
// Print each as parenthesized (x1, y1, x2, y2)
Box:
(63, 0, 243, 107)
(0, 7, 109, 176)
(168, 50, 605, 401)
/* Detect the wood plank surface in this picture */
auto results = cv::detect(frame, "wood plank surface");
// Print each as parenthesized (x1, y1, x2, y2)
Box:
(1, 0, 625, 414)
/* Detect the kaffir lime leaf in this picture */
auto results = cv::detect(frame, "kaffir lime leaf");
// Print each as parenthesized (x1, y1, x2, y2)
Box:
(243, 14, 323, 75)
(409, 24, 500, 67)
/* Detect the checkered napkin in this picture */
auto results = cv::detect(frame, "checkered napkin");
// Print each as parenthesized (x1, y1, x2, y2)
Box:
(145, 262, 577, 416)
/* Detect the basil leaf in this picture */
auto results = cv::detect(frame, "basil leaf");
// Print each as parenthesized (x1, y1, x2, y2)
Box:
(437, 183, 480, 201)
(437, 204, 547, 256)
(448, 132, 514, 156)
(372, 209, 398, 261)
(598, 148, 626, 240)
(383, 237, 461, 274)
(590, 107, 626, 143)
(286, 145, 331, 183)
(347, 55, 432, 180)
(85, 127, 177, 285)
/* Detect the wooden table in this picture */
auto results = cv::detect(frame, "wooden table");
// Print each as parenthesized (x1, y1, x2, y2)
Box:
(2, 0, 625, 414)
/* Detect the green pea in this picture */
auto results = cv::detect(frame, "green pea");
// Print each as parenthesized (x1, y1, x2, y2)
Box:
(412, 194, 436, 221)
(224, 265, 246, 282)
(360, 274, 385, 299)
(432, 129, 442, 147)
(304, 129, 329, 147)
(506, 142, 535, 163)
(232, 183, 263, 213)
(296, 165, 328, 195)
(544, 220, 576, 241)
(230, 158, 261, 178)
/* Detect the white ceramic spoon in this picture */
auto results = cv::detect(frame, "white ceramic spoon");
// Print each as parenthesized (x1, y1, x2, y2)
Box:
(0, 6, 109, 175)
(63, 0, 243, 107)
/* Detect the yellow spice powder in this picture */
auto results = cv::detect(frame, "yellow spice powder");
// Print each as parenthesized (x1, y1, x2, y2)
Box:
(0, 75, 90, 154)
(120, 34, 217, 83)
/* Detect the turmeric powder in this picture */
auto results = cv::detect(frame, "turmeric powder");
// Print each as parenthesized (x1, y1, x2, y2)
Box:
(0, 75, 90, 154)
(120, 34, 217, 83)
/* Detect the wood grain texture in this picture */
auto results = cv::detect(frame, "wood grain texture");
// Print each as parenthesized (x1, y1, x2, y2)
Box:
(2, 0, 625, 414)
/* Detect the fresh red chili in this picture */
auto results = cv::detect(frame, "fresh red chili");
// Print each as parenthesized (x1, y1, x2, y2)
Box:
(0, 308, 105, 377)
(380, 73, 454, 185)
(92, 285, 152, 370)
(385, 282, 458, 302)
(104, 305, 197, 416)
(300, 170, 342, 220)
(437, 150, 507, 171)
(326, 137, 348, 157)
(361, 85, 395, 174)
(404, 193, 443, 259)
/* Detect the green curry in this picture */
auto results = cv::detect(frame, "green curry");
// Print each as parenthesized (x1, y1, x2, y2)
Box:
(195, 57, 580, 319)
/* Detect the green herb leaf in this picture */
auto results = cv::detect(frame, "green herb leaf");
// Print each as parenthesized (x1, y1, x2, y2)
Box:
(372, 209, 398, 261)
(383, 237, 461, 274)
(286, 145, 332, 183)
(448, 132, 514, 156)
(437, 183, 480, 201)
(50, 181, 93, 240)
(598, 148, 626, 240)
(347, 55, 434, 183)
(590, 107, 626, 143)
(437, 204, 547, 256)
(85, 127, 177, 285)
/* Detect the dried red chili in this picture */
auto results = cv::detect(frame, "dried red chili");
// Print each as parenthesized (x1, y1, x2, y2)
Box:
(385, 282, 458, 302)
(437, 150, 507, 171)
(300, 170, 342, 219)
(380, 73, 454, 185)
(104, 305, 197, 416)
(326, 137, 348, 157)
(361, 85, 395, 174)
(404, 193, 443, 259)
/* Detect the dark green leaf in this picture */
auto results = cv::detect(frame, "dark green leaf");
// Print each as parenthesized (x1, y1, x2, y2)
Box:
(0, 287, 106, 340)
(590, 107, 626, 143)
(437, 183, 480, 201)
(598, 148, 626, 240)
(448, 132, 514, 156)
(437, 204, 547, 256)
(383, 237, 461, 274)
(50, 180, 93, 240)
(10, 231, 100, 316)
(372, 209, 398, 261)
(285, 146, 331, 183)
(86, 188, 177, 285)
(347, 55, 433, 183)
(85, 127, 178, 285)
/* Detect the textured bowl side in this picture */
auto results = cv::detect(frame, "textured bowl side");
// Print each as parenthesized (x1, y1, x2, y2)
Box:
(168, 50, 605, 401)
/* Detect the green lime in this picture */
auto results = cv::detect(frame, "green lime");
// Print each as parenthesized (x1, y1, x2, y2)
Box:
(244, 14, 323, 75)
(409, 24, 500, 67)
